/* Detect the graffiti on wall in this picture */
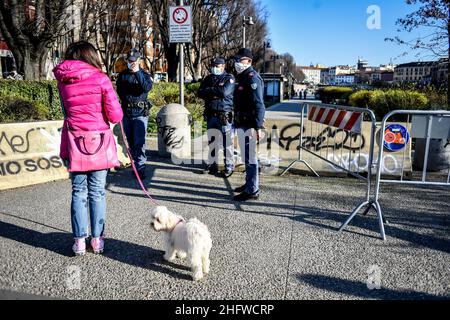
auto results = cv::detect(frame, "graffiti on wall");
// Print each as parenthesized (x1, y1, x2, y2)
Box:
(268, 121, 411, 175)
(275, 124, 366, 152)
(326, 153, 402, 174)
(156, 116, 185, 150)
(158, 125, 184, 150)
(0, 126, 64, 178)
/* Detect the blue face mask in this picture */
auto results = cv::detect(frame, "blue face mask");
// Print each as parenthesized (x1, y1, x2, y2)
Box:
(127, 63, 133, 70)
(211, 67, 223, 76)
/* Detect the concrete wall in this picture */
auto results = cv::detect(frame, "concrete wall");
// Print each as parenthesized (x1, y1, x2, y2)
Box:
(0, 121, 130, 191)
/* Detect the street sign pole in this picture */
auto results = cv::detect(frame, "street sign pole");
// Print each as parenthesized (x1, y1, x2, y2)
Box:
(179, 0, 184, 107)
(169, 1, 191, 107)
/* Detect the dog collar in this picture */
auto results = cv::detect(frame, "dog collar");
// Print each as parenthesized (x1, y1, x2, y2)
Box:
(169, 218, 184, 232)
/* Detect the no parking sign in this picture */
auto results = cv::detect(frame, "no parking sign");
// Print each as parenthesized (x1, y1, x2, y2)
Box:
(169, 6, 192, 43)
(383, 124, 410, 152)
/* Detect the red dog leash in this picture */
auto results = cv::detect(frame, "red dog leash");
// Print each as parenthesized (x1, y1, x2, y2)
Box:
(119, 121, 159, 206)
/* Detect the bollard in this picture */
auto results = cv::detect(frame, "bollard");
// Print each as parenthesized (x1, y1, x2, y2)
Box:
(156, 103, 192, 159)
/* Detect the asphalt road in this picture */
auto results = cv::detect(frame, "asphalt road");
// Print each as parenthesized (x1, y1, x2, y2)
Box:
(0, 155, 449, 300)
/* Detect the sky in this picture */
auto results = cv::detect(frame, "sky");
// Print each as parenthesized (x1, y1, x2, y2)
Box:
(258, 0, 433, 67)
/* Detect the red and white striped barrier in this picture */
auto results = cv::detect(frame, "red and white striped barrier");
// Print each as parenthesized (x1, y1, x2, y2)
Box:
(308, 105, 363, 133)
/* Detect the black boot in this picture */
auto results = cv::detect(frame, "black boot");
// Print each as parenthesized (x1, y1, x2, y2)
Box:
(233, 190, 260, 202)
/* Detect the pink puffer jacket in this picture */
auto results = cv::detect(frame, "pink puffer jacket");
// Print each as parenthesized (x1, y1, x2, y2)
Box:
(53, 60, 123, 160)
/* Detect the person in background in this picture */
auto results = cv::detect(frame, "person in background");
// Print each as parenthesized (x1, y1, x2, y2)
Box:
(53, 41, 123, 256)
(232, 48, 265, 202)
(198, 57, 236, 178)
(116, 49, 153, 180)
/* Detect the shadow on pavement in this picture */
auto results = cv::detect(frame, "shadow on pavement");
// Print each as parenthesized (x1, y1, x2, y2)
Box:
(297, 273, 449, 300)
(107, 154, 450, 254)
(0, 220, 192, 281)
(0, 220, 73, 257)
(107, 163, 450, 255)
(292, 205, 450, 254)
(103, 239, 192, 281)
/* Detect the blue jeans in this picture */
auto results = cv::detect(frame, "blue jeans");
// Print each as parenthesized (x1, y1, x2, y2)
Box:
(123, 116, 148, 172)
(207, 115, 234, 171)
(237, 128, 259, 194)
(71, 170, 108, 239)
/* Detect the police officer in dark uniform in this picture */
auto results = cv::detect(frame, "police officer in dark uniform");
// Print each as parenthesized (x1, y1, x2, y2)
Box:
(232, 48, 265, 202)
(198, 57, 236, 177)
(116, 49, 153, 180)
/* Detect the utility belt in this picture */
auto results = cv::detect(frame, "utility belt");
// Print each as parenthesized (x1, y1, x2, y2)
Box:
(125, 100, 152, 117)
(207, 110, 233, 126)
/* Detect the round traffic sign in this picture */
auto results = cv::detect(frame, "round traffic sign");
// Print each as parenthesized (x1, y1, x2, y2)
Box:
(173, 7, 188, 24)
(383, 124, 410, 152)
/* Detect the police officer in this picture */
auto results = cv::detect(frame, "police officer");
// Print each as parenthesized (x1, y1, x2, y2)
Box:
(198, 57, 236, 177)
(116, 49, 153, 180)
(232, 48, 265, 202)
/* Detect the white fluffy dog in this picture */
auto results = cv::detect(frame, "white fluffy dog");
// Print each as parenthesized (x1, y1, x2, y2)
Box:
(150, 206, 212, 281)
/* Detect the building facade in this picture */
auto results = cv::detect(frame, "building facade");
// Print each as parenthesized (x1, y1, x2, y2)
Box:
(299, 66, 321, 84)
(320, 67, 357, 85)
(333, 74, 355, 85)
(394, 61, 435, 83)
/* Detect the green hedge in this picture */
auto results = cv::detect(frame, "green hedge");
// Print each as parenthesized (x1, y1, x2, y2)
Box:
(0, 80, 205, 133)
(316, 86, 355, 104)
(0, 94, 49, 123)
(147, 82, 204, 134)
(0, 80, 63, 121)
(349, 89, 429, 120)
(1, 79, 442, 127)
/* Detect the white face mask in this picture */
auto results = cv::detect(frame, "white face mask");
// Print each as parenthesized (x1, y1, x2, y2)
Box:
(211, 67, 223, 76)
(235, 62, 250, 74)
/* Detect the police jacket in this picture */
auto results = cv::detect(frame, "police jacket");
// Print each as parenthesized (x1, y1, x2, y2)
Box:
(234, 66, 265, 129)
(198, 72, 235, 115)
(116, 69, 153, 117)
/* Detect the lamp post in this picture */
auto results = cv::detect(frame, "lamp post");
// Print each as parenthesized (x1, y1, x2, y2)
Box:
(242, 16, 254, 48)
(271, 54, 280, 75)
(270, 54, 280, 102)
(279, 62, 284, 75)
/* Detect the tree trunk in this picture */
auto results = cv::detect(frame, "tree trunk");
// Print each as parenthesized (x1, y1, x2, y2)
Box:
(167, 43, 179, 82)
(13, 45, 50, 80)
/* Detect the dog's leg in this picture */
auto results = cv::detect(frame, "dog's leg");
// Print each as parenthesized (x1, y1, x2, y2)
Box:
(164, 247, 176, 262)
(202, 244, 212, 275)
(189, 253, 204, 281)
(202, 255, 210, 275)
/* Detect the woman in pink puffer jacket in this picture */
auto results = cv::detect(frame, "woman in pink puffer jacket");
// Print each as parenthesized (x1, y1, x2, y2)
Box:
(53, 41, 123, 256)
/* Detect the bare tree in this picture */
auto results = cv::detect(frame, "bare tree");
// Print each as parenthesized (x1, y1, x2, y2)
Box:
(148, 0, 180, 82)
(0, 0, 72, 80)
(292, 66, 306, 83)
(147, 0, 269, 81)
(386, 0, 449, 59)
(78, 0, 150, 76)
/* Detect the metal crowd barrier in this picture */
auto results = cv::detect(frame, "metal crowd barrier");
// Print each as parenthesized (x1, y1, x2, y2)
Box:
(282, 102, 378, 220)
(340, 110, 450, 240)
